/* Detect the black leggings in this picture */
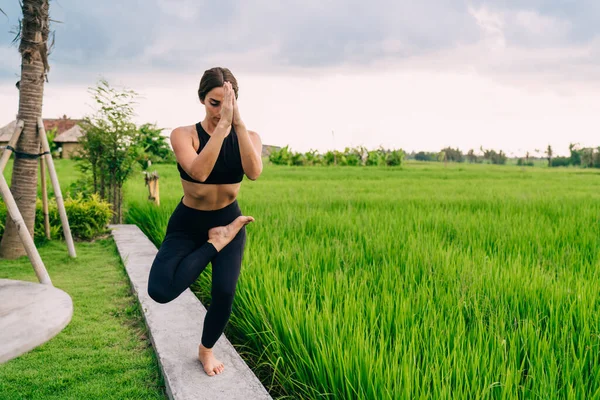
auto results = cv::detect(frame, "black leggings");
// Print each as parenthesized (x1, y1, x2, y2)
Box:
(147, 198, 246, 349)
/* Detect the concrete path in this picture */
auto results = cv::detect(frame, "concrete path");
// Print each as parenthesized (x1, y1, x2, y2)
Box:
(0, 279, 73, 364)
(109, 224, 272, 400)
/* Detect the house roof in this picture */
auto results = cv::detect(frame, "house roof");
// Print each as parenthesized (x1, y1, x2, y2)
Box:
(43, 116, 83, 135)
(0, 117, 84, 143)
(53, 125, 84, 143)
(0, 120, 18, 142)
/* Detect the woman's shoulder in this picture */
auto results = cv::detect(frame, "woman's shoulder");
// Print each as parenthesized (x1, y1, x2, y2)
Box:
(171, 124, 200, 142)
(170, 124, 201, 152)
(171, 124, 198, 136)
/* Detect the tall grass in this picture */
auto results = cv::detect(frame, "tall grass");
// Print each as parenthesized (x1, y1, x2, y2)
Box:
(125, 161, 600, 399)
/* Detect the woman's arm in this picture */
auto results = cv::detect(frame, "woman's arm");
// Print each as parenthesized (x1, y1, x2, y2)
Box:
(231, 84, 263, 180)
(235, 123, 263, 180)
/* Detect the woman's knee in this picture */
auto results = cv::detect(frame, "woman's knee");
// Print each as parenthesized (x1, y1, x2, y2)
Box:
(147, 281, 175, 304)
(211, 286, 236, 307)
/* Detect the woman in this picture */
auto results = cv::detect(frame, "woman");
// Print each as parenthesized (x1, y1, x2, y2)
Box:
(147, 67, 263, 377)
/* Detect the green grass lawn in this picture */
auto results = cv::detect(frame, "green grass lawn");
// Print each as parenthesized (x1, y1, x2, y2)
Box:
(125, 160, 600, 399)
(0, 240, 166, 399)
(2, 158, 85, 195)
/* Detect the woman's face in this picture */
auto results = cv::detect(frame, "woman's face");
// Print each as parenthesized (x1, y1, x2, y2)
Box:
(202, 86, 225, 124)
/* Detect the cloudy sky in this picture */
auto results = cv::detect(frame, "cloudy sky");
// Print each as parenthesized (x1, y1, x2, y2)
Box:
(1, 0, 599, 156)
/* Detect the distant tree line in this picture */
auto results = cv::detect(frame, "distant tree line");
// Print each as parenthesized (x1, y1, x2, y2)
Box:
(406, 144, 600, 168)
(546, 144, 600, 168)
(411, 147, 508, 165)
(268, 146, 405, 166)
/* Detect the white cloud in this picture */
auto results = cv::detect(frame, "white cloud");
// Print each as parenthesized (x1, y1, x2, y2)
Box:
(468, 5, 573, 49)
(469, 6, 506, 48)
(514, 10, 571, 39)
(155, 0, 203, 21)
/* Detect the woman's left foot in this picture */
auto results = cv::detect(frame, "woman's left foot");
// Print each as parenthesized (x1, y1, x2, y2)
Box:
(208, 215, 254, 252)
(198, 344, 225, 376)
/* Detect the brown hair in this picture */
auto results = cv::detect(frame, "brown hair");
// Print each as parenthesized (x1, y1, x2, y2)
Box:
(198, 67, 239, 102)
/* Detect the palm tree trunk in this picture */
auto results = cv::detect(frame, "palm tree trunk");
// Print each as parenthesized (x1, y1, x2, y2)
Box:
(0, 0, 50, 259)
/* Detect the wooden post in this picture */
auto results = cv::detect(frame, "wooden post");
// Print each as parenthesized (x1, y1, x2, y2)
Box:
(37, 118, 76, 258)
(0, 173, 52, 285)
(144, 171, 160, 206)
(39, 145, 51, 240)
(154, 177, 160, 206)
(0, 120, 24, 172)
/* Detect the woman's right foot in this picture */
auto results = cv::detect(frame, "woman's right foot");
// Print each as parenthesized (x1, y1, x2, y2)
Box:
(208, 216, 254, 252)
(198, 344, 224, 376)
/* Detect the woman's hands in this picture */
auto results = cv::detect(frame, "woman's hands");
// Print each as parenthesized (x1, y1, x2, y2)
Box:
(232, 85, 243, 127)
(221, 81, 244, 128)
(218, 82, 235, 127)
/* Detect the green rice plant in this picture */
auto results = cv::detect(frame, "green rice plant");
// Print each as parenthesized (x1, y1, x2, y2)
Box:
(125, 161, 600, 399)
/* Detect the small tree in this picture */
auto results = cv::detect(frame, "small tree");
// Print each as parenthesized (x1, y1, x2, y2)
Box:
(569, 143, 581, 166)
(545, 145, 553, 167)
(481, 147, 507, 165)
(581, 148, 594, 168)
(76, 79, 143, 223)
(135, 123, 175, 168)
(466, 149, 478, 163)
(440, 147, 464, 162)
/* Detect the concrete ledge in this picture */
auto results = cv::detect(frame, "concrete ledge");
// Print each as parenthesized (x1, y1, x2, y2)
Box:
(109, 224, 272, 400)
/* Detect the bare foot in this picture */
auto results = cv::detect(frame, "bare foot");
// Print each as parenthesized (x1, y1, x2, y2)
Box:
(208, 215, 254, 252)
(198, 344, 224, 376)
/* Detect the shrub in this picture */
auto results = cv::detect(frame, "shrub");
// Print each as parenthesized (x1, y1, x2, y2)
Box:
(385, 149, 405, 166)
(550, 157, 571, 168)
(0, 193, 113, 242)
(269, 145, 293, 165)
(517, 158, 534, 167)
(366, 150, 386, 166)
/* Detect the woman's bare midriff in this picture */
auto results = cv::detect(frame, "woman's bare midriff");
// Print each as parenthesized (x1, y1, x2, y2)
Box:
(181, 179, 241, 211)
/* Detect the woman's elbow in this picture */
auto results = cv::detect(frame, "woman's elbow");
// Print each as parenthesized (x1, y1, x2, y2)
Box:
(246, 168, 262, 181)
(190, 171, 208, 182)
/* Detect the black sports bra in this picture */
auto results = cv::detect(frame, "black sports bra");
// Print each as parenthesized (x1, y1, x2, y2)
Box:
(177, 122, 244, 184)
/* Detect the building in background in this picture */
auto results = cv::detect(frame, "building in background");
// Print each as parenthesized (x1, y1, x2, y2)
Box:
(0, 115, 84, 159)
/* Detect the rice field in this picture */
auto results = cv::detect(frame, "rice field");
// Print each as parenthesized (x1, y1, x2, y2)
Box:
(125, 161, 600, 399)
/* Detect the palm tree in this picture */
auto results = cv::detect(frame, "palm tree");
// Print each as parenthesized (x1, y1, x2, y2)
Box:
(0, 0, 51, 258)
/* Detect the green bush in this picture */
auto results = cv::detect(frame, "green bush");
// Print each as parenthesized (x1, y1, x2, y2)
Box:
(303, 150, 322, 166)
(268, 145, 293, 165)
(385, 149, 405, 166)
(66, 177, 96, 199)
(415, 151, 438, 162)
(343, 147, 364, 166)
(366, 150, 386, 166)
(551, 157, 571, 168)
(0, 193, 113, 242)
(517, 158, 535, 167)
